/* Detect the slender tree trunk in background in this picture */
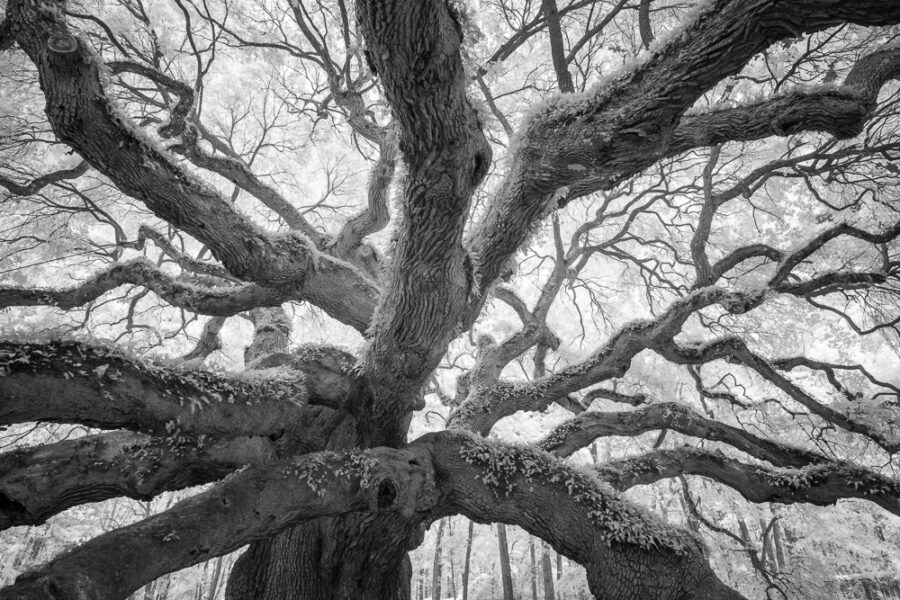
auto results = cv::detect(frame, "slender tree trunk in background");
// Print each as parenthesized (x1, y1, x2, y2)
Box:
(530, 538, 539, 600)
(557, 552, 564, 600)
(497, 523, 514, 600)
(736, 517, 752, 546)
(155, 573, 172, 600)
(194, 561, 207, 600)
(542, 544, 555, 600)
(772, 521, 787, 571)
(541, 0, 574, 93)
(432, 519, 445, 600)
(462, 520, 474, 600)
(638, 0, 654, 49)
(677, 483, 701, 532)
(759, 518, 776, 570)
(140, 581, 155, 600)
(448, 549, 457, 600)
(207, 557, 224, 600)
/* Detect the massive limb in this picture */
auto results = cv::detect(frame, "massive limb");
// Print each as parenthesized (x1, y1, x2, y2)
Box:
(0, 431, 274, 530)
(0, 341, 344, 437)
(4, 0, 377, 332)
(467, 2, 900, 297)
(355, 0, 492, 438)
(0, 446, 438, 600)
(421, 431, 747, 600)
(4, 432, 749, 600)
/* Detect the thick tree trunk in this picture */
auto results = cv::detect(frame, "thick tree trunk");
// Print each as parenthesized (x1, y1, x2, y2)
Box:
(223, 307, 420, 600)
(225, 516, 416, 600)
(222, 409, 419, 600)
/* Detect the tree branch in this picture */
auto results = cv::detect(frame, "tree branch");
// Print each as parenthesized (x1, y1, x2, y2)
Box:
(0, 430, 273, 530)
(180, 316, 226, 365)
(467, 1, 900, 300)
(356, 0, 492, 441)
(330, 128, 398, 263)
(451, 285, 768, 434)
(656, 337, 900, 454)
(0, 259, 285, 316)
(5, 1, 377, 331)
(0, 18, 13, 50)
(0, 161, 89, 196)
(422, 430, 746, 600)
(0, 445, 438, 600)
(0, 341, 330, 438)
(669, 44, 900, 156)
(121, 224, 238, 281)
(597, 447, 900, 518)
(538, 402, 823, 467)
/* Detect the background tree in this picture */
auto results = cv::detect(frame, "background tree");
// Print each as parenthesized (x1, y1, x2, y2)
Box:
(2, 0, 900, 599)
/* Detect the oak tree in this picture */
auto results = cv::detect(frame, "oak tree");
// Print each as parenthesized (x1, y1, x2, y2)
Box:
(2, 0, 900, 598)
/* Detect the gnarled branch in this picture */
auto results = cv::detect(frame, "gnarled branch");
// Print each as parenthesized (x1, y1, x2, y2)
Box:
(0, 430, 273, 530)
(5, 1, 377, 331)
(0, 341, 325, 438)
(0, 259, 286, 316)
(422, 430, 746, 600)
(0, 161, 89, 196)
(539, 402, 823, 467)
(598, 447, 900, 518)
(0, 446, 438, 600)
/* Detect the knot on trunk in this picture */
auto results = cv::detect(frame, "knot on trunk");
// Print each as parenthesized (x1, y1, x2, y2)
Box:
(46, 33, 80, 68)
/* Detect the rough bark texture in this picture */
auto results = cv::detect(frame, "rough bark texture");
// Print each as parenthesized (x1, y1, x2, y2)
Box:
(4, 0, 900, 598)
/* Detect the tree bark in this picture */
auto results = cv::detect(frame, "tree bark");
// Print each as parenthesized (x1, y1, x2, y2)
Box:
(462, 520, 474, 600)
(542, 545, 555, 600)
(498, 523, 515, 600)
(432, 518, 446, 600)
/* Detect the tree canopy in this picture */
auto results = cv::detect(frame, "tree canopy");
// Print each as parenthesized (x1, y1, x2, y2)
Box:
(2, 0, 900, 598)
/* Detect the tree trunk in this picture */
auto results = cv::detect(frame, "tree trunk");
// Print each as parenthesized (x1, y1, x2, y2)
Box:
(155, 574, 172, 600)
(207, 557, 224, 600)
(225, 515, 416, 600)
(530, 538, 539, 600)
(771, 520, 787, 571)
(462, 520, 474, 600)
(448, 548, 457, 600)
(542, 545, 555, 600)
(498, 523, 515, 600)
(432, 519, 445, 600)
(759, 518, 775, 570)
(224, 307, 420, 600)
